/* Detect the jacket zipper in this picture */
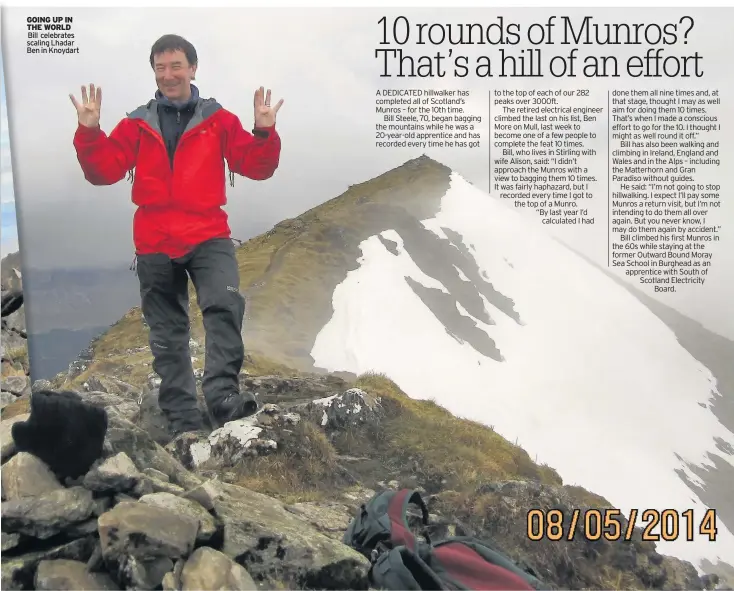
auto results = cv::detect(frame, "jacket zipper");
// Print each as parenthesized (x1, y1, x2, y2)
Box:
(141, 120, 204, 170)
(139, 116, 211, 209)
(138, 120, 209, 251)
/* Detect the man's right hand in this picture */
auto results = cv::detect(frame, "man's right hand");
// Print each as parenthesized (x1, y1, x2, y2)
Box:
(69, 84, 102, 128)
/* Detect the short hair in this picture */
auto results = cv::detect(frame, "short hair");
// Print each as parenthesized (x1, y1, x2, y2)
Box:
(149, 34, 197, 68)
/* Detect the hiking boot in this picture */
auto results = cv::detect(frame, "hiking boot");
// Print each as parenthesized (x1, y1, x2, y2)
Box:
(209, 391, 258, 428)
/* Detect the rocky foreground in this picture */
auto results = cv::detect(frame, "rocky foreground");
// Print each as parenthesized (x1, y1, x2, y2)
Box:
(0, 278, 726, 590)
(1, 363, 725, 591)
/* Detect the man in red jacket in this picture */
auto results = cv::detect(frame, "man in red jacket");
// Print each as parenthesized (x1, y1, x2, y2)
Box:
(71, 34, 283, 436)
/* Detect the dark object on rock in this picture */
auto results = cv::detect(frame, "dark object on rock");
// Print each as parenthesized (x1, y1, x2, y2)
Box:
(209, 391, 258, 428)
(1, 289, 23, 318)
(11, 390, 108, 480)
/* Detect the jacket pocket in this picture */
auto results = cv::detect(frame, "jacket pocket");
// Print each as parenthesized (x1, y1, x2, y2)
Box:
(131, 172, 170, 207)
(136, 253, 174, 295)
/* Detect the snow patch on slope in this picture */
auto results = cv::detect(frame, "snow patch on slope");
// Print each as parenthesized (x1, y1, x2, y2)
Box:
(311, 172, 734, 569)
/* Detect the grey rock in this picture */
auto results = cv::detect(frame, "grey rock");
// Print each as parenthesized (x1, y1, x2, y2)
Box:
(162, 559, 185, 591)
(1, 486, 95, 539)
(32, 379, 52, 393)
(81, 391, 127, 409)
(1, 376, 28, 396)
(143, 467, 170, 482)
(83, 375, 107, 392)
(281, 412, 301, 425)
(238, 373, 349, 408)
(300, 387, 383, 432)
(114, 555, 173, 590)
(83, 452, 142, 493)
(210, 481, 369, 589)
(1, 531, 20, 551)
(104, 415, 202, 490)
(132, 476, 155, 497)
(97, 501, 199, 564)
(1, 537, 96, 591)
(68, 360, 88, 381)
(1, 391, 16, 408)
(76, 346, 95, 362)
(165, 430, 214, 470)
(114, 493, 137, 505)
(85, 542, 104, 572)
(93, 376, 141, 402)
(35, 559, 119, 590)
(285, 500, 354, 541)
(136, 387, 171, 444)
(147, 373, 162, 390)
(103, 400, 140, 423)
(93, 496, 113, 516)
(180, 547, 257, 590)
(1, 452, 63, 500)
(139, 492, 218, 543)
(182, 480, 223, 512)
(66, 518, 101, 538)
(146, 476, 185, 495)
(0, 413, 29, 462)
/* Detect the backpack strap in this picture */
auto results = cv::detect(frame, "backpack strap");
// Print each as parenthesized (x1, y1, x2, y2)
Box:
(343, 488, 432, 565)
(387, 488, 431, 551)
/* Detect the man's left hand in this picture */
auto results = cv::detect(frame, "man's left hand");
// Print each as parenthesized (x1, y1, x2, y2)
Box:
(254, 87, 283, 128)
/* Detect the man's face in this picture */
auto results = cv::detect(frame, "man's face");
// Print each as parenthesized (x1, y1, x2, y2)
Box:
(152, 49, 197, 101)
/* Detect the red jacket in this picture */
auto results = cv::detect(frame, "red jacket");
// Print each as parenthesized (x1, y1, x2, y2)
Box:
(73, 96, 281, 258)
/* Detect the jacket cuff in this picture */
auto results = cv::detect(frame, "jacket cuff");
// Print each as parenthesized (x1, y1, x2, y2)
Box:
(252, 125, 275, 139)
(75, 123, 102, 141)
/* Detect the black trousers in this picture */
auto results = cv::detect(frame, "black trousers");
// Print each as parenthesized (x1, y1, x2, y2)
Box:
(136, 238, 245, 429)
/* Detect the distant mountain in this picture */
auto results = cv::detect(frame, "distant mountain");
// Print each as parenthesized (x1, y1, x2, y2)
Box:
(60, 155, 734, 581)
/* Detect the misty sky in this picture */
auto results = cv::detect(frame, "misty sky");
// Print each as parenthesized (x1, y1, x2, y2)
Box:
(1, 6, 732, 339)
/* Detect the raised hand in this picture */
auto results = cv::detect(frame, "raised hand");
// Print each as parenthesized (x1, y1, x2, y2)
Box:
(253, 86, 283, 129)
(69, 84, 102, 128)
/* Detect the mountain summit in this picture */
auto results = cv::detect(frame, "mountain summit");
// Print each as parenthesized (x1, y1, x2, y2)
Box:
(45, 155, 733, 581)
